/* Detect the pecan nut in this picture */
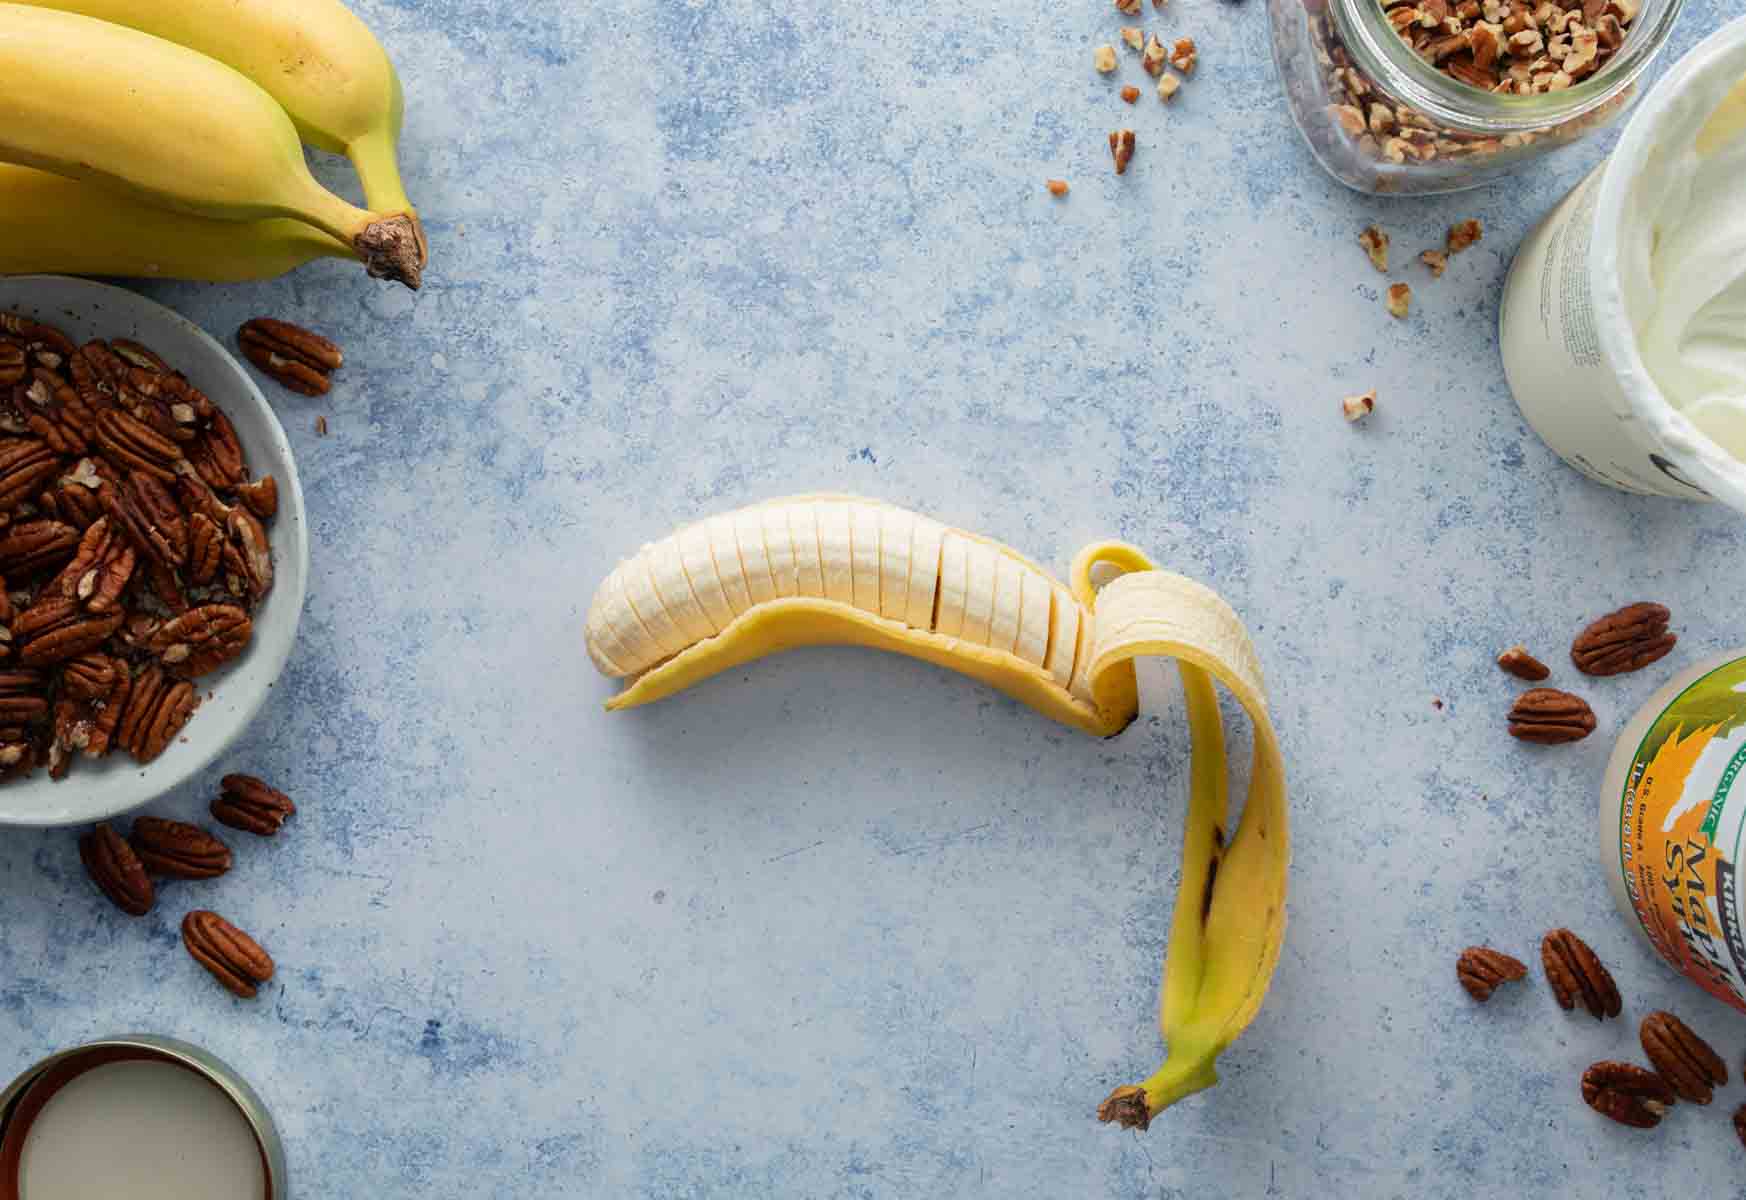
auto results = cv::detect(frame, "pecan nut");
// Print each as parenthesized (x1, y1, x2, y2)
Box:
(0, 341, 24, 387)
(1581, 1061, 1675, 1128)
(213, 773, 296, 836)
(224, 508, 272, 599)
(1543, 928, 1622, 1019)
(78, 822, 154, 916)
(152, 604, 252, 677)
(1572, 602, 1676, 676)
(115, 665, 197, 763)
(188, 409, 244, 490)
(1640, 1010, 1726, 1104)
(93, 407, 182, 482)
(129, 815, 232, 879)
(1457, 945, 1526, 1001)
(0, 519, 80, 578)
(0, 440, 64, 511)
(110, 339, 171, 374)
(1496, 645, 1551, 681)
(236, 474, 278, 520)
(1508, 688, 1596, 744)
(59, 653, 114, 701)
(181, 910, 274, 998)
(104, 470, 187, 569)
(238, 318, 342, 396)
(0, 668, 47, 724)
(15, 598, 124, 666)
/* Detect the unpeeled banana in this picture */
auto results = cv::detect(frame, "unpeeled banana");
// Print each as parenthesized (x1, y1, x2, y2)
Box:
(584, 495, 1290, 1126)
(0, 3, 421, 286)
(11, 0, 424, 266)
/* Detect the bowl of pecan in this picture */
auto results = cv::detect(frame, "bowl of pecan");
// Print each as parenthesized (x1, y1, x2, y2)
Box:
(0, 276, 307, 827)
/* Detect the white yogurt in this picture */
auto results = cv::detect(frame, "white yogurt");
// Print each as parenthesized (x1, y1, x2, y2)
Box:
(18, 1059, 266, 1200)
(1500, 18, 1746, 510)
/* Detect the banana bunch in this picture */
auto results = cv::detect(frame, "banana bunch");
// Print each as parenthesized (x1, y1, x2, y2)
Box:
(584, 495, 1290, 1127)
(0, 0, 425, 287)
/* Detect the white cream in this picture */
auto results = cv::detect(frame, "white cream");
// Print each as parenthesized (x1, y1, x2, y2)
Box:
(1626, 71, 1746, 460)
(18, 1059, 266, 1200)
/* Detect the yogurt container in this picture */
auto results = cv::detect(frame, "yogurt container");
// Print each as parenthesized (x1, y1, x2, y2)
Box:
(1500, 18, 1746, 510)
(1602, 651, 1746, 1013)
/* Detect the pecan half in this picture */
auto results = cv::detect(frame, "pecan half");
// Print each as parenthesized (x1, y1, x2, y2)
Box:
(188, 512, 223, 585)
(1582, 1061, 1675, 1128)
(83, 665, 129, 759)
(0, 342, 24, 387)
(224, 508, 272, 599)
(15, 598, 123, 666)
(1508, 688, 1596, 743)
(93, 408, 181, 482)
(1543, 928, 1621, 1019)
(0, 519, 80, 578)
(130, 816, 232, 879)
(110, 339, 170, 374)
(104, 470, 187, 569)
(1572, 602, 1676, 676)
(59, 653, 114, 701)
(236, 474, 278, 520)
(116, 666, 197, 762)
(188, 409, 244, 490)
(1497, 645, 1551, 681)
(213, 773, 296, 836)
(182, 910, 274, 998)
(1640, 1011, 1726, 1104)
(1457, 945, 1526, 1001)
(0, 668, 47, 725)
(49, 516, 134, 613)
(238, 318, 343, 397)
(78, 822, 154, 916)
(0, 440, 63, 511)
(152, 604, 252, 677)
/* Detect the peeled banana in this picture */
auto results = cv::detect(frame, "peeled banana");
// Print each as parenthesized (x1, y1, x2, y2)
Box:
(11, 0, 425, 266)
(584, 495, 1290, 1125)
(0, 4, 421, 288)
(0, 165, 349, 282)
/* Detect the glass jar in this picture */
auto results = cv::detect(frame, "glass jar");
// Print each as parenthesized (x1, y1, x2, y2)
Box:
(1267, 0, 1685, 193)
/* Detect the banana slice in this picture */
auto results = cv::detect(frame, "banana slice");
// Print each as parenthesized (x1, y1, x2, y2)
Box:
(706, 514, 753, 616)
(618, 557, 689, 662)
(762, 504, 798, 598)
(789, 502, 825, 598)
(935, 533, 970, 639)
(988, 554, 1025, 655)
(734, 506, 776, 606)
(648, 535, 714, 643)
(816, 501, 854, 606)
(851, 502, 882, 615)
(878, 506, 914, 622)
(1044, 584, 1081, 691)
(1014, 567, 1052, 668)
(958, 535, 1000, 646)
(906, 515, 946, 631)
(678, 521, 732, 632)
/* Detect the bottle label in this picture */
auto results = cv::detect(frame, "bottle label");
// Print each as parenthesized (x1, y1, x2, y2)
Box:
(1615, 656, 1746, 1013)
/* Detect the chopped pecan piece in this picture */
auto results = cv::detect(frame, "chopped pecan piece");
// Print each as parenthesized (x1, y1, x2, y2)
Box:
(1497, 645, 1550, 680)
(1120, 84, 1141, 103)
(152, 604, 252, 677)
(1543, 928, 1621, 1019)
(1386, 282, 1412, 318)
(130, 816, 232, 879)
(1046, 179, 1070, 197)
(1342, 390, 1376, 422)
(1447, 218, 1484, 252)
(213, 773, 296, 836)
(237, 318, 343, 397)
(1358, 225, 1390, 272)
(1640, 1011, 1726, 1104)
(1120, 26, 1144, 51)
(1419, 249, 1449, 277)
(1094, 43, 1119, 73)
(1168, 37, 1197, 74)
(1582, 1061, 1675, 1128)
(79, 822, 154, 916)
(182, 910, 274, 998)
(1571, 602, 1676, 676)
(1508, 688, 1595, 743)
(1141, 33, 1167, 76)
(1457, 946, 1526, 1001)
(1109, 129, 1136, 174)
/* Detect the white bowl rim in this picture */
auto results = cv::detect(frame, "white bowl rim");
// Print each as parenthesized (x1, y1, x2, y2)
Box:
(0, 276, 309, 827)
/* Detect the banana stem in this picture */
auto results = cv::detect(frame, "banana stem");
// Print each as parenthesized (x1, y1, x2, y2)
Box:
(1097, 1056, 1220, 1131)
(294, 178, 423, 290)
(347, 127, 428, 270)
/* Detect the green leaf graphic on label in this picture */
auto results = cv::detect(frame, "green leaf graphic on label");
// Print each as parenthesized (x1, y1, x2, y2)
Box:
(1644, 658, 1746, 764)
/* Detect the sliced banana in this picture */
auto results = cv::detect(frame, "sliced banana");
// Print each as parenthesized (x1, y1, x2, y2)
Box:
(988, 554, 1025, 656)
(906, 515, 946, 631)
(816, 500, 854, 605)
(851, 502, 882, 615)
(706, 514, 753, 617)
(789, 502, 826, 598)
(878, 506, 914, 622)
(648, 534, 714, 643)
(958, 535, 1000, 646)
(619, 557, 689, 662)
(935, 532, 970, 639)
(1045, 584, 1080, 690)
(734, 505, 776, 606)
(1013, 566, 1052, 668)
(678, 521, 731, 632)
(762, 503, 798, 598)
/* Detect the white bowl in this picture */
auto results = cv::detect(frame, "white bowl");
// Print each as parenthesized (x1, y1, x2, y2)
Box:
(0, 276, 308, 827)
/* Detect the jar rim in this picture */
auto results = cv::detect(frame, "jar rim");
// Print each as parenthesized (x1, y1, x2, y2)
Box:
(1332, 0, 1685, 133)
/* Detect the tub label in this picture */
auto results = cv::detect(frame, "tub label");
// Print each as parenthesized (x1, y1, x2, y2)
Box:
(1616, 657, 1746, 1012)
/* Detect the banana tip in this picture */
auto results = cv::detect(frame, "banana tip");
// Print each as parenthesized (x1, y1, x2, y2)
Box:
(1096, 1086, 1153, 1131)
(355, 215, 425, 290)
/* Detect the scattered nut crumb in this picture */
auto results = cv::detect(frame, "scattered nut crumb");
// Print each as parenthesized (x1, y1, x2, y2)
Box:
(1419, 249, 1448, 277)
(1433, 697, 1445, 710)
(315, 415, 328, 436)
(1157, 72, 1181, 101)
(1120, 84, 1141, 103)
(1046, 179, 1070, 197)
(1115, 0, 1142, 13)
(1448, 218, 1484, 252)
(1497, 645, 1551, 681)
(1109, 129, 1136, 174)
(1342, 390, 1376, 421)
(1094, 44, 1119, 73)
(1169, 38, 1198, 74)
(1121, 26, 1145, 50)
(1358, 225, 1390, 273)
(1387, 282, 1412, 319)
(1154, 0, 1167, 8)
(1141, 34, 1167, 76)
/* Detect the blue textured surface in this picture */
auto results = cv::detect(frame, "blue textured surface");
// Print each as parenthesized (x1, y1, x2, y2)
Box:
(5, 0, 1746, 1193)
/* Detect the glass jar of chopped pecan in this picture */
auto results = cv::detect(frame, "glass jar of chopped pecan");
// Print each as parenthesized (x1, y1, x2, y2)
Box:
(1267, 0, 1683, 193)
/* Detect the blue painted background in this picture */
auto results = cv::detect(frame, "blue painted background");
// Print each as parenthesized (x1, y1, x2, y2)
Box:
(4, 0, 1746, 1193)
